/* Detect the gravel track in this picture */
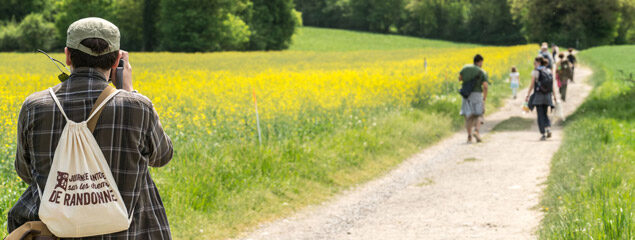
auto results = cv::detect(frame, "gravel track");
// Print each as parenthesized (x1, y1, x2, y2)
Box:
(238, 66, 593, 240)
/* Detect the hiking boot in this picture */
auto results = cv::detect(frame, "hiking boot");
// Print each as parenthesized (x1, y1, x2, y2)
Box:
(546, 130, 552, 138)
(467, 136, 473, 144)
(472, 132, 482, 143)
(540, 135, 547, 141)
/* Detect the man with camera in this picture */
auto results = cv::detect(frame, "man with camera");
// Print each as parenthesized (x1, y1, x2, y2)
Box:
(8, 17, 173, 239)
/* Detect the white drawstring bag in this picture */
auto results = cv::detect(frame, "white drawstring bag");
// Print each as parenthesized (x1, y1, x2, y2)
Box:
(553, 100, 566, 122)
(38, 87, 132, 237)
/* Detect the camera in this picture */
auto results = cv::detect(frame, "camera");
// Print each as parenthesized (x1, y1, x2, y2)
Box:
(113, 59, 124, 89)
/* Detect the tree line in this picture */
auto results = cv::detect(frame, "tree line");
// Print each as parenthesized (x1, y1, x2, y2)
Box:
(0, 0, 300, 52)
(0, 0, 633, 52)
(296, 0, 634, 48)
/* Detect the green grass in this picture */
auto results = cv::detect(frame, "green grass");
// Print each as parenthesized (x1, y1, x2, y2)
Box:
(165, 108, 457, 238)
(492, 117, 534, 131)
(462, 157, 481, 162)
(539, 45, 635, 239)
(416, 178, 435, 186)
(290, 27, 478, 51)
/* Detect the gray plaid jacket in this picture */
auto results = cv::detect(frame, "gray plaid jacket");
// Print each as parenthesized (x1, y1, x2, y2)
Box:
(8, 68, 173, 239)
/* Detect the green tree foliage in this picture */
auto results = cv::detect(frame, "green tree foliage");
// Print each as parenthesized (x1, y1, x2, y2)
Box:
(0, 0, 50, 22)
(524, 0, 621, 48)
(400, 0, 524, 45)
(614, 0, 635, 44)
(247, 0, 300, 50)
(295, 0, 404, 33)
(15, 0, 296, 52)
(1, 0, 632, 51)
(294, 0, 351, 28)
(349, 0, 405, 32)
(401, 0, 468, 40)
(142, 0, 159, 51)
(17, 13, 57, 51)
(296, 0, 525, 44)
(53, 0, 147, 51)
(157, 0, 227, 52)
(465, 0, 524, 45)
(54, 0, 116, 48)
(0, 13, 56, 51)
(0, 21, 21, 51)
(295, 0, 327, 26)
(115, 0, 144, 51)
(295, 0, 633, 47)
(157, 0, 253, 51)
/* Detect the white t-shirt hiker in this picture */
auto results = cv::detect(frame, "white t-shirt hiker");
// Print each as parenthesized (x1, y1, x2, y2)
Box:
(509, 67, 520, 98)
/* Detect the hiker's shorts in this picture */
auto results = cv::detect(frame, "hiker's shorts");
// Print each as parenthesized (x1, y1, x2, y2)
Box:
(460, 92, 484, 117)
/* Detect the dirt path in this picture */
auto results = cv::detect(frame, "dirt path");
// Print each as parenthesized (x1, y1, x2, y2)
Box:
(238, 67, 593, 240)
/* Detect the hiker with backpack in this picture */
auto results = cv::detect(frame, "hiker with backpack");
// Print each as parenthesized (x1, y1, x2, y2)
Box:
(567, 48, 577, 82)
(459, 54, 489, 143)
(556, 53, 573, 102)
(539, 45, 554, 72)
(525, 57, 558, 141)
(7, 18, 173, 239)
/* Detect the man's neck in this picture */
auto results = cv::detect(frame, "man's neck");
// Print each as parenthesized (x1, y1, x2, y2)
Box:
(70, 66, 111, 79)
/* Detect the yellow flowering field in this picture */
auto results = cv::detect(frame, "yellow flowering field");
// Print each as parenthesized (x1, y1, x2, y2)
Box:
(0, 44, 536, 238)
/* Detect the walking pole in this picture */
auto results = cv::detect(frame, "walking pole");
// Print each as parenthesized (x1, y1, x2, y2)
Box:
(253, 89, 263, 146)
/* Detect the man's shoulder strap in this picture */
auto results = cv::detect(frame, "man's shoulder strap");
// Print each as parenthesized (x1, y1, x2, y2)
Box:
(87, 85, 117, 133)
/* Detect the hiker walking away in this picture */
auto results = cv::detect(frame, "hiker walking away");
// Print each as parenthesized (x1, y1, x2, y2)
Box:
(8, 18, 173, 239)
(459, 54, 489, 143)
(551, 45, 559, 60)
(556, 53, 573, 102)
(539, 45, 554, 72)
(509, 66, 520, 99)
(566, 48, 577, 82)
(525, 57, 558, 141)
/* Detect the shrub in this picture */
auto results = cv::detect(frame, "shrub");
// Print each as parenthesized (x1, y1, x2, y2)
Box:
(248, 0, 300, 50)
(0, 21, 21, 52)
(158, 0, 255, 52)
(17, 13, 56, 51)
(220, 14, 252, 50)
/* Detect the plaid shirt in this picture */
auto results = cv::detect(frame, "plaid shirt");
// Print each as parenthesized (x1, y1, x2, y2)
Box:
(8, 68, 173, 239)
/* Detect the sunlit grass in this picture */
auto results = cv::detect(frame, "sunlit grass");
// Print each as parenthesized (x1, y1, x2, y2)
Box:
(539, 45, 634, 240)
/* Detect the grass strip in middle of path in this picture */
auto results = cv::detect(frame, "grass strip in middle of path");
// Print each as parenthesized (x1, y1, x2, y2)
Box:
(492, 116, 534, 132)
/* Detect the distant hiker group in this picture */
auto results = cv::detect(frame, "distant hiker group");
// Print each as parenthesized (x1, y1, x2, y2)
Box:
(526, 43, 576, 140)
(458, 43, 577, 143)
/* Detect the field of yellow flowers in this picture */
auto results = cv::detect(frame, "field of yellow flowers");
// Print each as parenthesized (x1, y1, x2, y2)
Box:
(0, 44, 536, 238)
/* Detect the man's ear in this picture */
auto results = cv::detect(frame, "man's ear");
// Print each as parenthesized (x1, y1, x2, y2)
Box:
(112, 51, 122, 69)
(64, 47, 71, 66)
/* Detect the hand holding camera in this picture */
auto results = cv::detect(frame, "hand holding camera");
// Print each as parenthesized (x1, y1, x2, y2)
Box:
(111, 50, 133, 91)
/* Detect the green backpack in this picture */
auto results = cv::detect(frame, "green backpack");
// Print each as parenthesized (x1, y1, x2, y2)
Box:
(559, 60, 572, 77)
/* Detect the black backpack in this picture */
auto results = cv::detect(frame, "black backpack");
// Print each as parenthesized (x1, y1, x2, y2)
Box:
(459, 71, 482, 98)
(559, 60, 572, 77)
(540, 52, 552, 69)
(535, 68, 553, 93)
(567, 54, 577, 64)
